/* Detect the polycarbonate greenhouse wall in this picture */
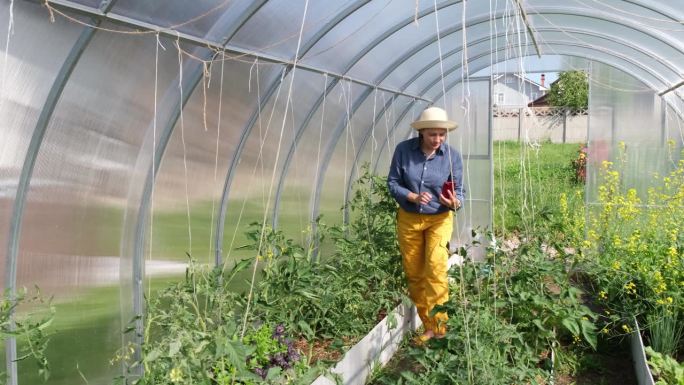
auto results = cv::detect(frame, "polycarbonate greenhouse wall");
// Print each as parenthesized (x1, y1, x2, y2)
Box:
(1, 0, 684, 384)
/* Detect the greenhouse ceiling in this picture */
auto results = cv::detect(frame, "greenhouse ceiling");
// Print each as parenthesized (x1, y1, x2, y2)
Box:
(2, 1, 684, 267)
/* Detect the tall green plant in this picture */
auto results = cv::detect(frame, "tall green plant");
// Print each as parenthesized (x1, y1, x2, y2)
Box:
(648, 310, 683, 358)
(0, 288, 54, 384)
(583, 147, 684, 343)
(246, 164, 404, 339)
(373, 232, 597, 385)
(117, 256, 320, 384)
(127, 166, 404, 384)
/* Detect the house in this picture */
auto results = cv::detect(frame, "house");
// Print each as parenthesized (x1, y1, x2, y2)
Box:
(493, 73, 548, 108)
(527, 76, 558, 107)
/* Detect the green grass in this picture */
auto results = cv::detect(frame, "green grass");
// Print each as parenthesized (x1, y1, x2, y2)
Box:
(151, 194, 342, 264)
(14, 277, 184, 385)
(493, 141, 585, 235)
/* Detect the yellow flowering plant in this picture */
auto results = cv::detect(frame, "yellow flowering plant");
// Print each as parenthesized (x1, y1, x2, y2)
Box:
(582, 148, 684, 346)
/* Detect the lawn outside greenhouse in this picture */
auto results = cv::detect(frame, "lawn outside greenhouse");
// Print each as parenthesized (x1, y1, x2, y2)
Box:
(1, 1, 684, 384)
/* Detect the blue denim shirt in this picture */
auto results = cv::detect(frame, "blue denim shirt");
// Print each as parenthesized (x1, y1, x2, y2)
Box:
(387, 137, 465, 214)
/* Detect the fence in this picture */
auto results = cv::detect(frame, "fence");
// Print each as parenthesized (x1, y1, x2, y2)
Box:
(493, 107, 588, 143)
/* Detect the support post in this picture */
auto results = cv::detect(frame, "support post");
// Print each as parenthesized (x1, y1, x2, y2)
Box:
(562, 108, 568, 143)
(517, 108, 522, 142)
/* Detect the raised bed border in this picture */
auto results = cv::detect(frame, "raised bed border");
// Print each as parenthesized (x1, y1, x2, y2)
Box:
(311, 255, 463, 385)
(310, 263, 661, 385)
(631, 317, 655, 385)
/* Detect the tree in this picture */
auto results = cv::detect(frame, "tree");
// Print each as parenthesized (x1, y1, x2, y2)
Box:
(546, 70, 588, 112)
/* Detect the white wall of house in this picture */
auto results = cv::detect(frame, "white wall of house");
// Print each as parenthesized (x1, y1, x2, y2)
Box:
(492, 74, 547, 108)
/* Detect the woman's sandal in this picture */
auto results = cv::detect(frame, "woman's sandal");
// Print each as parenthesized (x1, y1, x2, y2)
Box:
(412, 330, 435, 346)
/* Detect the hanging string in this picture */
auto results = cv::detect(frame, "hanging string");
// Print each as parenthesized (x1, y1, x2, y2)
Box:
(241, 0, 311, 340)
(222, 67, 287, 273)
(304, 0, 393, 59)
(342, 79, 352, 219)
(576, 0, 684, 31)
(413, 0, 419, 25)
(370, 87, 379, 164)
(40, 0, 361, 68)
(208, 52, 225, 261)
(312, 73, 328, 228)
(148, 32, 164, 301)
(202, 61, 210, 132)
(520, 5, 537, 235)
(175, 36, 192, 256)
(286, 85, 305, 239)
(2, 0, 14, 94)
(460, 0, 474, 231)
(43, 0, 232, 35)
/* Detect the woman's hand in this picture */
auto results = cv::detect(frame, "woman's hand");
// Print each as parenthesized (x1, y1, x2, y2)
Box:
(408, 191, 433, 205)
(439, 189, 461, 210)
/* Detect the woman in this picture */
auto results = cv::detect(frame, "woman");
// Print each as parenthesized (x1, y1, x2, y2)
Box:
(387, 106, 465, 343)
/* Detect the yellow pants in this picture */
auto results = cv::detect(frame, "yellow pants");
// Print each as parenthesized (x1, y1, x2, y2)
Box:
(397, 208, 453, 334)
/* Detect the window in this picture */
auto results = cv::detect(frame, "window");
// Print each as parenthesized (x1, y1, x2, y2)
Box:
(497, 93, 505, 104)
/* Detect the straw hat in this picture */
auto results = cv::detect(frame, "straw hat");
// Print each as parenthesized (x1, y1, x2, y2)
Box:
(410, 106, 457, 131)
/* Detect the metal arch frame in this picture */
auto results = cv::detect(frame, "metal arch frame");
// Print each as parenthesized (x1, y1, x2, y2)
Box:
(331, 4, 683, 95)
(365, 9, 684, 94)
(309, 86, 375, 237)
(131, 0, 268, 281)
(344, 25, 682, 205)
(33, 0, 427, 100)
(215, 0, 269, 43)
(4, 2, 120, 384)
(374, 43, 673, 175)
(333, 0, 465, 67)
(374, 22, 684, 172)
(268, 2, 471, 229)
(30, 2, 684, 259)
(306, 6, 684, 225)
(127, 2, 272, 372)
(342, 94, 400, 225)
(215, 0, 393, 265)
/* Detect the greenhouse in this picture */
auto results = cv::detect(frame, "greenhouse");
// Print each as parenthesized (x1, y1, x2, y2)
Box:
(1, 0, 683, 384)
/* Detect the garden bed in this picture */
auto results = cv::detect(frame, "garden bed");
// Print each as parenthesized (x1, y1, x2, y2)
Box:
(312, 254, 463, 385)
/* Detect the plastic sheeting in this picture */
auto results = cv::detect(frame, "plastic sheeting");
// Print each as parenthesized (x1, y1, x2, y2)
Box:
(586, 62, 678, 206)
(2, 0, 684, 384)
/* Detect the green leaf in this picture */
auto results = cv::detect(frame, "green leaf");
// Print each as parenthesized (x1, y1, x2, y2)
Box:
(223, 339, 247, 371)
(169, 340, 181, 356)
(298, 321, 314, 338)
(580, 319, 598, 350)
(194, 339, 210, 354)
(562, 318, 580, 336)
(144, 349, 161, 362)
(265, 366, 282, 380)
(532, 319, 547, 332)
